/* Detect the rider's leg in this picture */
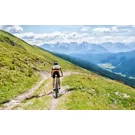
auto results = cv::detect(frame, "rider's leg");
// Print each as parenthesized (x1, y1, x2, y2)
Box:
(53, 78, 55, 88)
(58, 78, 60, 89)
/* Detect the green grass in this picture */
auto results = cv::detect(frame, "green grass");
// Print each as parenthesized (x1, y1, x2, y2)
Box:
(14, 77, 53, 110)
(0, 30, 85, 105)
(13, 78, 53, 110)
(1, 30, 135, 110)
(0, 30, 86, 72)
(34, 77, 52, 96)
(57, 74, 135, 110)
(14, 96, 52, 110)
(0, 68, 40, 104)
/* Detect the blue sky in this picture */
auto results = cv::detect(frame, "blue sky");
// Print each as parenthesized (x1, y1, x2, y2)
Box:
(0, 25, 135, 45)
(21, 25, 120, 34)
(21, 25, 86, 33)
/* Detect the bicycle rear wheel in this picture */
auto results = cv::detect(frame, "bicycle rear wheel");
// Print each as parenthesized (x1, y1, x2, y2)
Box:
(55, 75, 58, 98)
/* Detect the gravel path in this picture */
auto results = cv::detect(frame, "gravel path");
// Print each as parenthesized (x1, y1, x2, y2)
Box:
(1, 71, 82, 110)
(1, 71, 50, 110)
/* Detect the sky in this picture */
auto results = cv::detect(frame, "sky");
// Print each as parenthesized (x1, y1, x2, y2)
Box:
(0, 25, 135, 46)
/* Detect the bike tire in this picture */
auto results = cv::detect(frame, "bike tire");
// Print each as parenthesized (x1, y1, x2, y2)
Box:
(55, 76, 58, 98)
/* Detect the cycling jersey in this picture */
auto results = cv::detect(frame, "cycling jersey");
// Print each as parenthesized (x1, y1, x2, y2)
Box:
(52, 65, 61, 70)
(52, 65, 61, 78)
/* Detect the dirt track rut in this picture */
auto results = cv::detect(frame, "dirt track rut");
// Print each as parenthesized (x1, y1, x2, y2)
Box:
(1, 71, 50, 110)
(1, 71, 81, 110)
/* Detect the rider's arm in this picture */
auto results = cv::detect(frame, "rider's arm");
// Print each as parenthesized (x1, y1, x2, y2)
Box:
(60, 68, 63, 77)
(51, 68, 53, 77)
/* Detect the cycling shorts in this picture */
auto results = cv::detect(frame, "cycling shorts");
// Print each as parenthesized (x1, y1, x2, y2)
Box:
(52, 70, 60, 78)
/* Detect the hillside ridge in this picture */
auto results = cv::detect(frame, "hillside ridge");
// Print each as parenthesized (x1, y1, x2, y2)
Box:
(0, 30, 135, 110)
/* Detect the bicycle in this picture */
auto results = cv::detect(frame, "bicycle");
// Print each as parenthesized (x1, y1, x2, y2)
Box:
(54, 74, 59, 98)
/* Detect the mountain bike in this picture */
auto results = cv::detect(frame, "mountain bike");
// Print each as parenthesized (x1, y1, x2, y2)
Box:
(54, 74, 59, 98)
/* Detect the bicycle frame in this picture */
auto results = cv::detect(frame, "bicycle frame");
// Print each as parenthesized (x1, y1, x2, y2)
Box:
(54, 74, 59, 98)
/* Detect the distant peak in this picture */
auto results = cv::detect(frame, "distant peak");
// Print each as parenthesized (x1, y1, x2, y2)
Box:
(81, 41, 89, 44)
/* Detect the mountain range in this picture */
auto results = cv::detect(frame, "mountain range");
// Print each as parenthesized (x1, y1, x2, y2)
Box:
(41, 41, 135, 78)
(41, 42, 135, 54)
(1, 30, 135, 110)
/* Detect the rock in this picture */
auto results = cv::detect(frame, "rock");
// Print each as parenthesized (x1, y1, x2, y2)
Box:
(123, 93, 130, 98)
(115, 91, 119, 95)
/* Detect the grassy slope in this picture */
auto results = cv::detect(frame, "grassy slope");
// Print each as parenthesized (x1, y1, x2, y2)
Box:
(0, 30, 85, 104)
(0, 30, 135, 110)
(58, 74, 135, 110)
(14, 96, 52, 110)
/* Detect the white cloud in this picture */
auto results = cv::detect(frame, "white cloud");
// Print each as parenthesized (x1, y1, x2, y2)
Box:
(99, 36, 124, 43)
(15, 31, 89, 45)
(93, 27, 111, 32)
(2, 25, 134, 45)
(93, 26, 119, 33)
(17, 32, 35, 39)
(0, 25, 23, 33)
(132, 25, 135, 28)
(80, 27, 89, 32)
(14, 30, 135, 45)
(15, 31, 67, 45)
(0, 25, 3, 29)
(126, 36, 135, 42)
(111, 26, 119, 32)
(117, 25, 132, 28)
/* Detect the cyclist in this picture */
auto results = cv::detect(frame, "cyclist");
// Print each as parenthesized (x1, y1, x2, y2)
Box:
(51, 61, 63, 90)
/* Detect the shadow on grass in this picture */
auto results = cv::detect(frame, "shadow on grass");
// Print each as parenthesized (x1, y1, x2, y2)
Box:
(15, 88, 76, 101)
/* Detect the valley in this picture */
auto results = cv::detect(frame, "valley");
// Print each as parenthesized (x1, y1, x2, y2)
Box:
(0, 30, 135, 110)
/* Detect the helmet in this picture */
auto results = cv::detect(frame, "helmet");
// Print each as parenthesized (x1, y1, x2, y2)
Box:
(54, 61, 58, 65)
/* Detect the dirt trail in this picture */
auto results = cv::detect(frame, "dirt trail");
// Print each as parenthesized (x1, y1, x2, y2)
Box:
(2, 71, 50, 110)
(1, 71, 83, 110)
(49, 86, 71, 110)
(49, 71, 74, 110)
